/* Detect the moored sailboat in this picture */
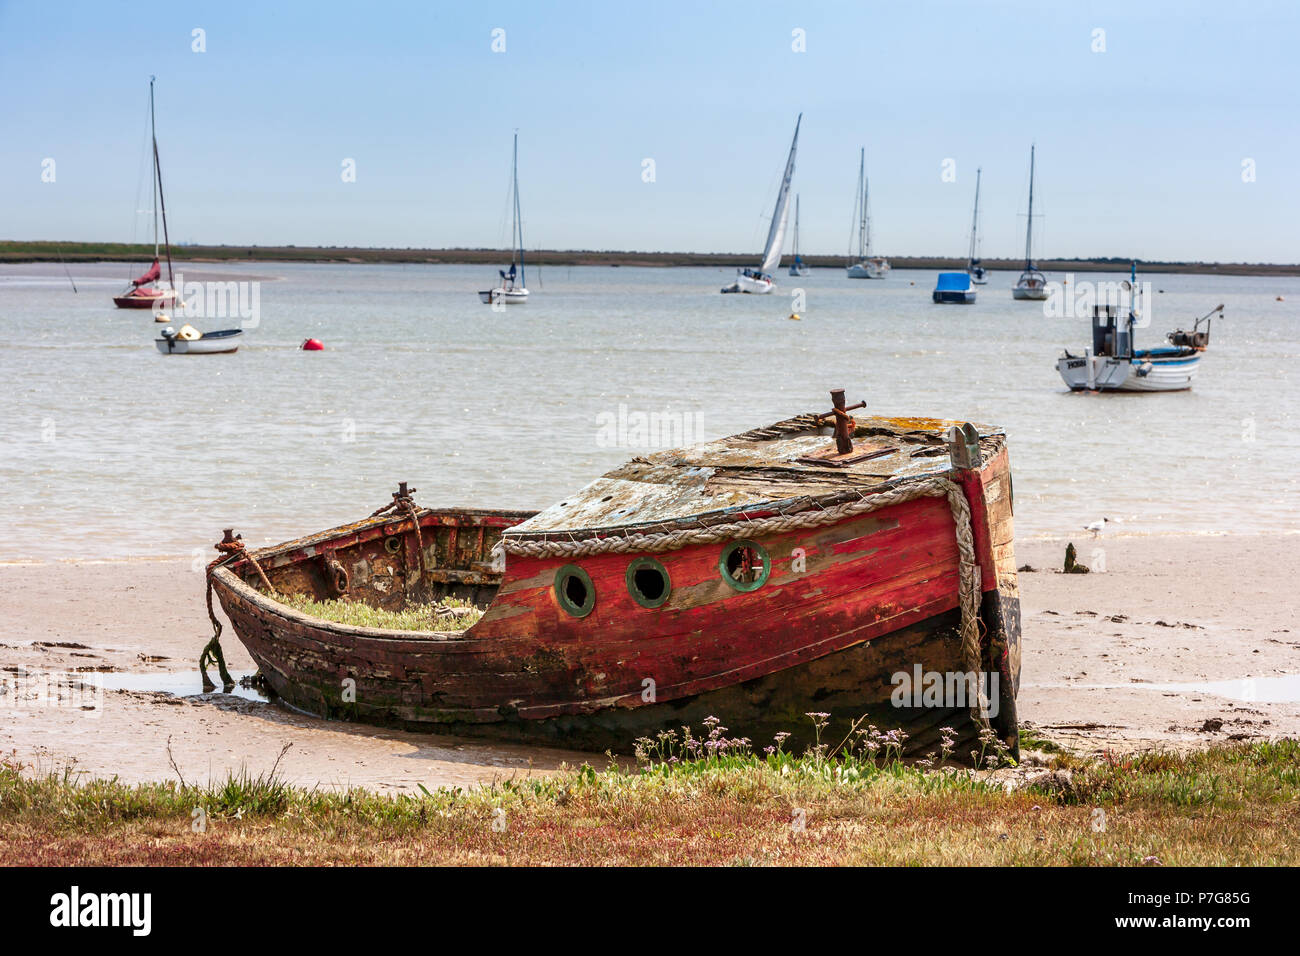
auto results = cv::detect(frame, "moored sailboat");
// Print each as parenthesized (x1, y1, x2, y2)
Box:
(114, 76, 176, 311)
(722, 114, 801, 294)
(967, 167, 987, 285)
(1012, 145, 1047, 300)
(847, 148, 889, 279)
(478, 132, 529, 305)
(788, 195, 811, 277)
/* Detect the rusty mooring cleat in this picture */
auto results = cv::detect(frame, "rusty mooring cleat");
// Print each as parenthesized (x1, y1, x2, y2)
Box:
(797, 388, 887, 467)
(214, 528, 245, 556)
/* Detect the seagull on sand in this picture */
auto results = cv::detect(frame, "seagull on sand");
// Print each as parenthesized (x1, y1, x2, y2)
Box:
(1084, 517, 1109, 537)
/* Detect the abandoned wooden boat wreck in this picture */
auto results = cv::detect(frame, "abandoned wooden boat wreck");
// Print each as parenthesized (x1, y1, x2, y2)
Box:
(207, 390, 1021, 759)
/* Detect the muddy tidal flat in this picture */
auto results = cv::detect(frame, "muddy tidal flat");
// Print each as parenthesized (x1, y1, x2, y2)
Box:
(1, 533, 1296, 793)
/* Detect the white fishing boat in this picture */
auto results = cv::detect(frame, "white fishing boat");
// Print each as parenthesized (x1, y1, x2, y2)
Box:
(967, 167, 987, 285)
(846, 148, 889, 279)
(479, 133, 529, 306)
(722, 115, 800, 294)
(788, 195, 811, 277)
(155, 325, 242, 355)
(1012, 145, 1048, 300)
(1056, 264, 1221, 392)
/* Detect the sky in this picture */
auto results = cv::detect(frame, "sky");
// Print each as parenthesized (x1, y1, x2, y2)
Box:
(1, 0, 1297, 262)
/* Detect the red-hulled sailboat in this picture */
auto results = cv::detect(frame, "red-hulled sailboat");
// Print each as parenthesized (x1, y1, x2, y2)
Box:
(114, 76, 177, 310)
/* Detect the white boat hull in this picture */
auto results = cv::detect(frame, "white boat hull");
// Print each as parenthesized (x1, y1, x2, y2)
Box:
(723, 273, 775, 294)
(479, 287, 529, 305)
(155, 330, 242, 354)
(789, 264, 811, 277)
(1014, 269, 1048, 300)
(1057, 352, 1202, 392)
(847, 260, 890, 279)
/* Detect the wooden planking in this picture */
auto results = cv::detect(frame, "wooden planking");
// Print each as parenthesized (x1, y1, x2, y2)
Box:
(213, 417, 1022, 754)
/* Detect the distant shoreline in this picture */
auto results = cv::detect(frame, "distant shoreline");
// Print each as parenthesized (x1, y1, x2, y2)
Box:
(3, 241, 1297, 277)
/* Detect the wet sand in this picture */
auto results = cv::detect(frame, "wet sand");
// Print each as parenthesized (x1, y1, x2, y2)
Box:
(2, 534, 1296, 792)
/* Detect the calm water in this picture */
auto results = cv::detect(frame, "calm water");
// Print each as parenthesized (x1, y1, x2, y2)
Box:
(2, 261, 1297, 561)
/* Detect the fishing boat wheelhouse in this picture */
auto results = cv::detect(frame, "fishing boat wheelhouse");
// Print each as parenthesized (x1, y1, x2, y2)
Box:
(208, 391, 1021, 760)
(1057, 266, 1220, 392)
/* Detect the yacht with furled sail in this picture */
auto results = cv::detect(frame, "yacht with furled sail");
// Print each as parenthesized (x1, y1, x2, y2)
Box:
(478, 132, 529, 305)
(967, 167, 987, 285)
(846, 148, 889, 279)
(114, 77, 177, 310)
(1056, 262, 1221, 391)
(788, 195, 811, 276)
(1012, 145, 1047, 300)
(722, 114, 800, 294)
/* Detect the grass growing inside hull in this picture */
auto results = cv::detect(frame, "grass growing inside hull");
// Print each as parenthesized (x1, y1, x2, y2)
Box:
(2, 728, 1298, 866)
(279, 594, 484, 631)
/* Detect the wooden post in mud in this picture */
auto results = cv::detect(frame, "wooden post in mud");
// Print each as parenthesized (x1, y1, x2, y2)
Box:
(1064, 542, 1090, 574)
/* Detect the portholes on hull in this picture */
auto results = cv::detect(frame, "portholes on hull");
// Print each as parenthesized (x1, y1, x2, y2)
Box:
(719, 539, 770, 592)
(555, 565, 595, 618)
(625, 556, 671, 609)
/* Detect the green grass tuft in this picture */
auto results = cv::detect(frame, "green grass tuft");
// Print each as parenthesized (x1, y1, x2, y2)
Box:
(280, 594, 483, 631)
(3, 736, 1298, 866)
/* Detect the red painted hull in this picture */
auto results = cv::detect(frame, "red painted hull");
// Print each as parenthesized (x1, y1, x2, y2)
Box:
(211, 441, 1020, 755)
(113, 288, 175, 309)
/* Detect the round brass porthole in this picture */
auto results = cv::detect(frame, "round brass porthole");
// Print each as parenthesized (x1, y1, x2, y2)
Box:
(554, 565, 595, 618)
(719, 539, 770, 592)
(625, 556, 671, 609)
(384, 536, 402, 555)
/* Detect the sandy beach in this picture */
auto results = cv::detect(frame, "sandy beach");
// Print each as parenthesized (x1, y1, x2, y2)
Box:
(2, 533, 1295, 794)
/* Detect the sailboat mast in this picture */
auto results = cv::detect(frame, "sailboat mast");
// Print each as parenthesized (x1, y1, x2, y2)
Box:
(793, 195, 800, 258)
(1024, 145, 1035, 269)
(858, 149, 868, 259)
(151, 77, 174, 288)
(149, 76, 158, 260)
(968, 167, 982, 266)
(864, 170, 872, 257)
(512, 132, 524, 289)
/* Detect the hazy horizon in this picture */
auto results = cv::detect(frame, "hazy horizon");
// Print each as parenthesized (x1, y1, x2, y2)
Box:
(3, 1, 1297, 263)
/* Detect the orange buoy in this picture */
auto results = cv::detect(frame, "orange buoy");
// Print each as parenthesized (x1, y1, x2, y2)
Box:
(301, 338, 324, 351)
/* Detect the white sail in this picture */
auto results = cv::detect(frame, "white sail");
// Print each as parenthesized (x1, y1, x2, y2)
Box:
(758, 114, 801, 276)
